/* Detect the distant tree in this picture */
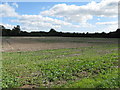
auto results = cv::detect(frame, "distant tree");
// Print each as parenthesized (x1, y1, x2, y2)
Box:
(49, 28, 57, 33)
(0, 25, 5, 30)
(0, 25, 5, 36)
(48, 28, 58, 36)
(86, 32, 89, 34)
(101, 32, 106, 34)
(113, 28, 120, 38)
(1, 24, 120, 38)
(116, 28, 120, 34)
(11, 25, 21, 35)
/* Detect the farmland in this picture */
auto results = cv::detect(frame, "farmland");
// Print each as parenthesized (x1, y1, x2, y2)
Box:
(1, 37, 119, 88)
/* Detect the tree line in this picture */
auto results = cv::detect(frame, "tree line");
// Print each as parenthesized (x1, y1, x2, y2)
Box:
(0, 25, 120, 38)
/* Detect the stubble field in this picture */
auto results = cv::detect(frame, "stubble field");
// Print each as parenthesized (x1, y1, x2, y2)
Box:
(1, 37, 119, 88)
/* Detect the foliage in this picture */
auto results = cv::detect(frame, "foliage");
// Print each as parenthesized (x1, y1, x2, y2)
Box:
(1, 25, 120, 38)
(1, 38, 119, 88)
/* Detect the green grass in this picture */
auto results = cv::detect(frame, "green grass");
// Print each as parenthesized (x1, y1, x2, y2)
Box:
(1, 38, 119, 88)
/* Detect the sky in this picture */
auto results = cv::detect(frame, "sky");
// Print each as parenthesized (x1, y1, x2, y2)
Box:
(0, 0, 118, 33)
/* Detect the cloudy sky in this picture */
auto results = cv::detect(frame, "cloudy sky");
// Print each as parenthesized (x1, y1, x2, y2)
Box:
(0, 0, 118, 33)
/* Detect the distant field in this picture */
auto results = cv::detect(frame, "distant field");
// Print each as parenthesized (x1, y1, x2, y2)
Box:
(2, 37, 118, 52)
(2, 37, 119, 88)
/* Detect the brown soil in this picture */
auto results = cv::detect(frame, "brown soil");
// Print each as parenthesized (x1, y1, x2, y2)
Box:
(19, 84, 38, 88)
(2, 37, 93, 52)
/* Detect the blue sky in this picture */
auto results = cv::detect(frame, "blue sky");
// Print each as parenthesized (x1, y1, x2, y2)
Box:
(0, 0, 118, 33)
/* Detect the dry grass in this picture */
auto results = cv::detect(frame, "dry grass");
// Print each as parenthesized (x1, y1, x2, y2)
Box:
(2, 37, 117, 52)
(2, 37, 94, 52)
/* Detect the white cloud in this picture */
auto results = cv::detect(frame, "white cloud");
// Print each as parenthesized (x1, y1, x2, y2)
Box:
(95, 21, 118, 33)
(11, 15, 81, 31)
(96, 21, 118, 25)
(41, 0, 118, 23)
(12, 3, 18, 8)
(0, 1, 118, 33)
(99, 24, 118, 33)
(0, 23, 14, 29)
(0, 3, 19, 17)
(97, 18, 100, 21)
(41, 4, 93, 23)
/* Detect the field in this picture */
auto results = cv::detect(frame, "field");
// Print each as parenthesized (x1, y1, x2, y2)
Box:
(2, 37, 95, 52)
(1, 37, 119, 88)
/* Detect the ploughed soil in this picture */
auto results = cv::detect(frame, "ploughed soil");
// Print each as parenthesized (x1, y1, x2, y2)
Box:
(2, 37, 117, 52)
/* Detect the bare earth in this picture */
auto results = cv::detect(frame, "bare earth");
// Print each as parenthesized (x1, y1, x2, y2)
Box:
(2, 37, 117, 52)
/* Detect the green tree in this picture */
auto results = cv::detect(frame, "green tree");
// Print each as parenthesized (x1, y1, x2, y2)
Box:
(11, 25, 21, 35)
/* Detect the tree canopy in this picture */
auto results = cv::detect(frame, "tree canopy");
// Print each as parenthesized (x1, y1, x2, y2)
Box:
(1, 25, 120, 38)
